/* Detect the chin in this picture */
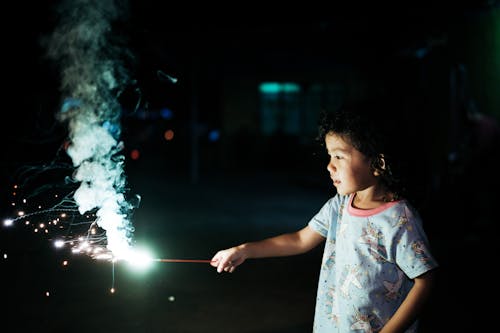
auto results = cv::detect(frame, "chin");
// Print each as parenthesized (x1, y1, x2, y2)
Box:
(335, 188, 347, 195)
(336, 188, 353, 196)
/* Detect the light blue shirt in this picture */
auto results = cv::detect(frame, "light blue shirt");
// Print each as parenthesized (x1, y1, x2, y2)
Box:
(308, 194, 438, 332)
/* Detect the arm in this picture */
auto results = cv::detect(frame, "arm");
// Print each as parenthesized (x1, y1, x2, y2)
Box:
(380, 270, 436, 333)
(210, 225, 325, 273)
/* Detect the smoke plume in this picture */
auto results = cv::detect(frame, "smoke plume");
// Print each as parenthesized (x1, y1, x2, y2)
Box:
(45, 0, 136, 258)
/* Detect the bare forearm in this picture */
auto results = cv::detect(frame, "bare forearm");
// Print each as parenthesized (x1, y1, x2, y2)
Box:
(239, 232, 314, 259)
(211, 226, 324, 273)
(380, 270, 435, 333)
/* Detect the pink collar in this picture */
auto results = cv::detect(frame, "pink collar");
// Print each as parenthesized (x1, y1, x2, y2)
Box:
(347, 193, 400, 217)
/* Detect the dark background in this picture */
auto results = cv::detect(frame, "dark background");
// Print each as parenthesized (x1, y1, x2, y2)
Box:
(1, 1, 499, 332)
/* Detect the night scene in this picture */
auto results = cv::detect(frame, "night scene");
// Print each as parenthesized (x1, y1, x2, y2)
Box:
(1, 1, 499, 332)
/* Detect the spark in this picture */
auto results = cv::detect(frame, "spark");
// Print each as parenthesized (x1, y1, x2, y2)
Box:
(4, 190, 212, 268)
(157, 70, 178, 84)
(4, 186, 134, 271)
(2, 187, 212, 295)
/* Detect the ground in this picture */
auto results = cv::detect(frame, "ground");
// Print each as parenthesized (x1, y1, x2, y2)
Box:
(1, 158, 489, 332)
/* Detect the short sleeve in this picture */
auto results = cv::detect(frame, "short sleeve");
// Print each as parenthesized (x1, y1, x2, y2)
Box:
(394, 207, 439, 279)
(308, 194, 344, 238)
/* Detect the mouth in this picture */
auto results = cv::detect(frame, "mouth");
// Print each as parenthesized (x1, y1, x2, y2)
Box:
(332, 179, 340, 186)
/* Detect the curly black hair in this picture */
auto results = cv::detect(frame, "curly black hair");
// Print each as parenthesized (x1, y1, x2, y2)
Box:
(317, 99, 406, 199)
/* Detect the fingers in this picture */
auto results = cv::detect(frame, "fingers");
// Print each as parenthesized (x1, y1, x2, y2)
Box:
(210, 252, 228, 272)
(211, 248, 243, 273)
(216, 257, 236, 273)
(222, 260, 234, 273)
(218, 259, 232, 273)
(209, 256, 219, 268)
(210, 251, 225, 269)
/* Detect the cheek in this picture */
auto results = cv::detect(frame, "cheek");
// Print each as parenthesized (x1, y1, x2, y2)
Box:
(349, 162, 373, 181)
(355, 166, 377, 185)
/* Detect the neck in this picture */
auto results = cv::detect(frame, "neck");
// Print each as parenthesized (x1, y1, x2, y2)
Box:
(352, 188, 395, 209)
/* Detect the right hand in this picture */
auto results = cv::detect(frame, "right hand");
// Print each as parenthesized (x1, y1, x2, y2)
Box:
(210, 245, 247, 273)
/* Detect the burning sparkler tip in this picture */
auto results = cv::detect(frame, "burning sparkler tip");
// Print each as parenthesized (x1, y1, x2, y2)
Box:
(3, 219, 13, 227)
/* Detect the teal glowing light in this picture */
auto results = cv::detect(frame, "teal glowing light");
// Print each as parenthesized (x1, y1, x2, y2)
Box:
(259, 82, 301, 94)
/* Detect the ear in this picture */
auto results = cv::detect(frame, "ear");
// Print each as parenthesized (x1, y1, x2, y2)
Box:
(373, 154, 386, 177)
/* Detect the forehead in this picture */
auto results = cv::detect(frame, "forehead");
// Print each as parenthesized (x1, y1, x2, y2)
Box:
(325, 133, 351, 151)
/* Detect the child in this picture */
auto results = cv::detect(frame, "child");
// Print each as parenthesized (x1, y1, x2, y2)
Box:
(211, 100, 439, 332)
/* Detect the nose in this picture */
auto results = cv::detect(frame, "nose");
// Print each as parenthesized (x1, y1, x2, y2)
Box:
(327, 160, 336, 173)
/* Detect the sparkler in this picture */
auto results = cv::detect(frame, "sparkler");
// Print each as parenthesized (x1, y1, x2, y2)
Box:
(3, 181, 214, 296)
(3, 194, 212, 266)
(2, 0, 209, 299)
(3, 206, 213, 300)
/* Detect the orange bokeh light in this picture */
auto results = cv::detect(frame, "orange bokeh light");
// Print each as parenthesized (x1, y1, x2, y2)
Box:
(164, 129, 174, 141)
(130, 149, 140, 160)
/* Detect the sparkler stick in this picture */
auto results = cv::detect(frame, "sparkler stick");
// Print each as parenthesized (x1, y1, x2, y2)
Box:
(153, 258, 213, 264)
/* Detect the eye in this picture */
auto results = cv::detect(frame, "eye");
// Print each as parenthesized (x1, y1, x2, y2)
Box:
(327, 151, 343, 160)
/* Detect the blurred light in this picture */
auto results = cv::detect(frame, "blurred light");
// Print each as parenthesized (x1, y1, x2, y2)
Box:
(208, 130, 220, 142)
(164, 129, 174, 141)
(130, 149, 140, 160)
(259, 82, 300, 94)
(415, 47, 429, 59)
(3, 219, 13, 227)
(135, 108, 175, 120)
(282, 83, 300, 93)
(160, 108, 174, 119)
(260, 82, 280, 93)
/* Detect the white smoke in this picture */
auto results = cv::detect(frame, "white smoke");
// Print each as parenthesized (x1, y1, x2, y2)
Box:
(45, 0, 135, 258)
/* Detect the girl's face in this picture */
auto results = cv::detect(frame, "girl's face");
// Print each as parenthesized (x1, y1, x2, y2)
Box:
(325, 133, 377, 195)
